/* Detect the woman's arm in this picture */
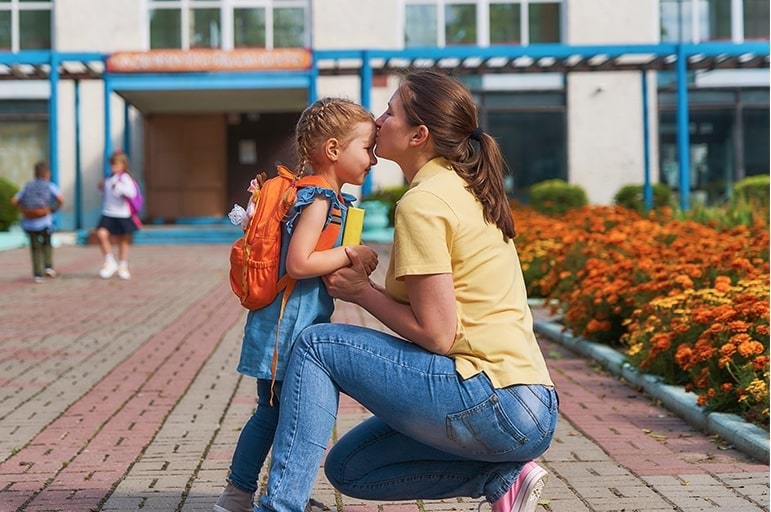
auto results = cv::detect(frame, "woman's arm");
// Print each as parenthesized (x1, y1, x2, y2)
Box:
(325, 249, 457, 355)
(286, 198, 378, 279)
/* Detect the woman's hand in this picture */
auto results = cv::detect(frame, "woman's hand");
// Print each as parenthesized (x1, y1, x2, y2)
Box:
(347, 245, 378, 275)
(323, 247, 373, 303)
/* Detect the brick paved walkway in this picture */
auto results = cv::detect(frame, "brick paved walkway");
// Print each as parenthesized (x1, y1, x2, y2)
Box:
(0, 243, 767, 512)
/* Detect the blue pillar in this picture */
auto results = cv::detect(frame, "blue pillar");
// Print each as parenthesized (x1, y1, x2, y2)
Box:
(360, 50, 373, 198)
(104, 74, 113, 177)
(641, 71, 652, 210)
(74, 79, 82, 230)
(48, 53, 59, 186)
(123, 101, 131, 159)
(675, 44, 690, 211)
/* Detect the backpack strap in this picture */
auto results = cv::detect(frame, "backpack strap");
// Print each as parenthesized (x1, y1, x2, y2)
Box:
(270, 274, 296, 404)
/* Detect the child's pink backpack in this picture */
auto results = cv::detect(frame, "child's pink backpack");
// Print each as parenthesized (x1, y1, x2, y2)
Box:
(126, 177, 144, 213)
(125, 176, 144, 227)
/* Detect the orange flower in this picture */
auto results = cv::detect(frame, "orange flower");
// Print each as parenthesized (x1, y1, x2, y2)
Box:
(753, 355, 770, 371)
(714, 275, 732, 289)
(729, 333, 753, 346)
(720, 383, 734, 392)
(720, 343, 737, 357)
(708, 323, 724, 334)
(728, 321, 751, 333)
(675, 345, 694, 370)
(738, 340, 765, 358)
(651, 333, 672, 351)
(586, 318, 611, 333)
(692, 308, 714, 324)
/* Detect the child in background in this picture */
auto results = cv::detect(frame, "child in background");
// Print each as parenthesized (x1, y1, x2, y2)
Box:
(214, 98, 379, 512)
(12, 161, 64, 283)
(96, 151, 139, 280)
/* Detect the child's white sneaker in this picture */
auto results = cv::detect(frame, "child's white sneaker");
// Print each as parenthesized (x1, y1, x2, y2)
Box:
(99, 259, 118, 279)
(45, 268, 58, 278)
(117, 263, 131, 280)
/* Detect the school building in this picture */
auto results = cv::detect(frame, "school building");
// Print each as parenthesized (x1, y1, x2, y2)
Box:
(0, 0, 769, 232)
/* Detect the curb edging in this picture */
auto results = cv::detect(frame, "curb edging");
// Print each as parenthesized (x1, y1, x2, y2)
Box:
(533, 317, 770, 464)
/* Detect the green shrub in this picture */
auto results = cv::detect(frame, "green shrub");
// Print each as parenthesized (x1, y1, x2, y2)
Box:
(362, 184, 410, 226)
(679, 200, 764, 230)
(734, 175, 769, 208)
(614, 183, 674, 213)
(527, 179, 587, 216)
(0, 177, 19, 231)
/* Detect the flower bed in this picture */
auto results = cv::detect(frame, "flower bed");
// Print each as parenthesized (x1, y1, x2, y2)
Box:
(514, 204, 769, 427)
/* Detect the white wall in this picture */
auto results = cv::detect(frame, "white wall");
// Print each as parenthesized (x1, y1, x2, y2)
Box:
(566, 0, 659, 204)
(55, 0, 144, 52)
(312, 0, 400, 50)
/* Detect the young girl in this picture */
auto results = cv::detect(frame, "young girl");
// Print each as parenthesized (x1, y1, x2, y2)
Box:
(96, 151, 140, 280)
(214, 98, 379, 512)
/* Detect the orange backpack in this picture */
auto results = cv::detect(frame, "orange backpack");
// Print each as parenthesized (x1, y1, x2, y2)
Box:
(229, 165, 342, 310)
(229, 165, 342, 401)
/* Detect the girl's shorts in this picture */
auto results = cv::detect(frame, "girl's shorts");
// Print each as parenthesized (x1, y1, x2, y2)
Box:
(97, 215, 138, 236)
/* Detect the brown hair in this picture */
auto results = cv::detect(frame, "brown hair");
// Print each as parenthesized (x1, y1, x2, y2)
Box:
(295, 97, 374, 176)
(33, 161, 49, 179)
(109, 150, 130, 174)
(399, 70, 516, 240)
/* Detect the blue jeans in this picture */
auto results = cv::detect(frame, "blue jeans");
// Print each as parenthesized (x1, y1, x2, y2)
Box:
(229, 379, 282, 493)
(257, 324, 559, 512)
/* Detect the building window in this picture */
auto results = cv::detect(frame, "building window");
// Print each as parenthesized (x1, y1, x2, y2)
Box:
(234, 8, 266, 48)
(528, 2, 560, 43)
(658, 88, 770, 204)
(744, 0, 770, 39)
(147, 0, 309, 50)
(0, 0, 52, 52)
(489, 3, 521, 44)
(404, 1, 563, 48)
(661, 0, 769, 42)
(273, 7, 304, 47)
(405, 4, 438, 47)
(480, 92, 567, 198)
(445, 3, 476, 45)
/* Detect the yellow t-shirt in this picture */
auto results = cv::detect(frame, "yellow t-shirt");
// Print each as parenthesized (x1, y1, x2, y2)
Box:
(385, 157, 553, 388)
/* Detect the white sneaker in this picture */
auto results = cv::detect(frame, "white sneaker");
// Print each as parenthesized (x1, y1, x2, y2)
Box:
(45, 268, 58, 278)
(99, 259, 118, 279)
(118, 264, 131, 280)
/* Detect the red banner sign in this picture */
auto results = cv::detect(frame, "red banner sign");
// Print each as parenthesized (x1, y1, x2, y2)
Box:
(106, 49, 312, 73)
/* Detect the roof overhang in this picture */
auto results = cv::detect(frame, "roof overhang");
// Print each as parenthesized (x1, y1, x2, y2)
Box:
(0, 43, 768, 81)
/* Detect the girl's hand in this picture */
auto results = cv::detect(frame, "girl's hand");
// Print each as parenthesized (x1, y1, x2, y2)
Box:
(323, 248, 372, 303)
(347, 245, 378, 275)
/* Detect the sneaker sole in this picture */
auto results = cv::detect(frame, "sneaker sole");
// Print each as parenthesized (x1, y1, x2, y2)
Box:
(511, 467, 548, 512)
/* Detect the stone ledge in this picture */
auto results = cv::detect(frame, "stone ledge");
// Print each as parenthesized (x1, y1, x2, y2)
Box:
(532, 315, 770, 464)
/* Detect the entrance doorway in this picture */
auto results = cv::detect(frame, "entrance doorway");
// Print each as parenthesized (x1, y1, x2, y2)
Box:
(226, 112, 301, 209)
(144, 114, 227, 221)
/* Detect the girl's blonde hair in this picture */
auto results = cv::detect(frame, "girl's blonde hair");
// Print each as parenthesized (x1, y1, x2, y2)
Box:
(295, 98, 373, 176)
(110, 151, 130, 173)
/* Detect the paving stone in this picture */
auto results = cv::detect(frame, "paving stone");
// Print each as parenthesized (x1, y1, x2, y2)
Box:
(0, 244, 768, 511)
